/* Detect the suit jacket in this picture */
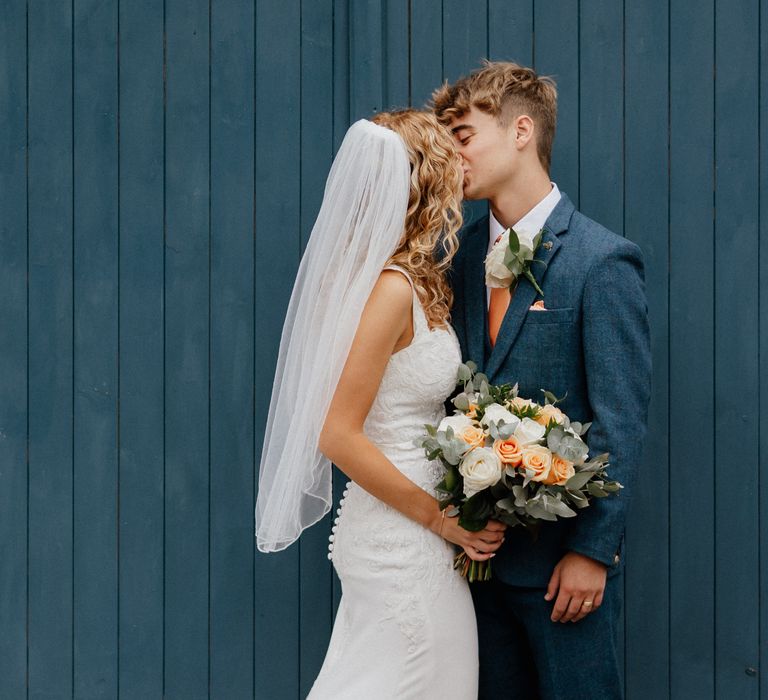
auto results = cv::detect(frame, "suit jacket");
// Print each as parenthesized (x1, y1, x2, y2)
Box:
(446, 192, 652, 587)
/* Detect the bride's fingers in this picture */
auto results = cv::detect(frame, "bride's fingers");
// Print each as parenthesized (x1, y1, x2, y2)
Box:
(464, 545, 494, 562)
(478, 531, 505, 544)
(485, 519, 507, 532)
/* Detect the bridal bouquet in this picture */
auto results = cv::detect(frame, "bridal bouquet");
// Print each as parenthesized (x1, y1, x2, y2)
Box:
(415, 362, 621, 582)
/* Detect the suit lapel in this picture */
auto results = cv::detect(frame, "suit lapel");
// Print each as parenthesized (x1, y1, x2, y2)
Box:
(461, 216, 490, 373)
(484, 194, 575, 381)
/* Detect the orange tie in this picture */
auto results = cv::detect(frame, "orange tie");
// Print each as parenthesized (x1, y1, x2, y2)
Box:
(488, 233, 511, 346)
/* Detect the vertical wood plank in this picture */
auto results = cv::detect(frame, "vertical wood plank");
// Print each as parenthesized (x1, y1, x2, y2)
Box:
(255, 2, 301, 697)
(209, 0, 255, 697)
(578, 0, 622, 230)
(72, 1, 120, 695)
(410, 0, 442, 108)
(442, 0, 488, 83)
(349, 0, 384, 121)
(714, 0, 760, 697)
(488, 0, 532, 66)
(27, 3, 74, 696)
(669, 1, 716, 698)
(164, 0, 210, 695)
(298, 1, 335, 695)
(0, 1, 28, 695)
(623, 0, 670, 698)
(117, 0, 165, 695)
(534, 0, 579, 201)
(384, 0, 409, 110)
(761, 0, 768, 696)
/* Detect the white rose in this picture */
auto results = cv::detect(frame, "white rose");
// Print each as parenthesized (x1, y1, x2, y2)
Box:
(459, 447, 503, 499)
(438, 413, 474, 435)
(514, 417, 546, 445)
(514, 227, 538, 251)
(484, 232, 514, 288)
(480, 403, 521, 432)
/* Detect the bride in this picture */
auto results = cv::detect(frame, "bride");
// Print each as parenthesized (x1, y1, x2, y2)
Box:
(255, 109, 506, 698)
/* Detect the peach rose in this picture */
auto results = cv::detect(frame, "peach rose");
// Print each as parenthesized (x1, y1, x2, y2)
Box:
(535, 403, 565, 427)
(509, 396, 535, 412)
(459, 425, 487, 450)
(544, 454, 575, 486)
(520, 444, 552, 482)
(466, 403, 480, 419)
(493, 436, 523, 467)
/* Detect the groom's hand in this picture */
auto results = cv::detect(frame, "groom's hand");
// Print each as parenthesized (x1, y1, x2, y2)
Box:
(545, 551, 608, 623)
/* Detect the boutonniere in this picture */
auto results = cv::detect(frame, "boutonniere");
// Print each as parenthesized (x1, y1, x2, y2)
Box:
(484, 227, 545, 298)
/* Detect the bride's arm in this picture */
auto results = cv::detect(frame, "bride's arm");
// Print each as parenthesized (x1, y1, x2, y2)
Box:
(319, 270, 505, 561)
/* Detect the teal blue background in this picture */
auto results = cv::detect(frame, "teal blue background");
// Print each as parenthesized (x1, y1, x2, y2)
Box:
(0, 1, 764, 698)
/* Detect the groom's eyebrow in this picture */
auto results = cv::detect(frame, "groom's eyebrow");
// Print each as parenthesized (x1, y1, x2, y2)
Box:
(451, 124, 474, 135)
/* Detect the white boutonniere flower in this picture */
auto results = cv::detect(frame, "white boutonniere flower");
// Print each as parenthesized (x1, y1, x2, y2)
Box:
(484, 227, 545, 298)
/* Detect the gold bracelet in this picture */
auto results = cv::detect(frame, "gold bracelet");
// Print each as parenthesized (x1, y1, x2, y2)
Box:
(438, 508, 447, 538)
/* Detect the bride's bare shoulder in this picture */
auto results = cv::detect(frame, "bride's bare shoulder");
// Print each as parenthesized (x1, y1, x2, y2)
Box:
(371, 268, 413, 308)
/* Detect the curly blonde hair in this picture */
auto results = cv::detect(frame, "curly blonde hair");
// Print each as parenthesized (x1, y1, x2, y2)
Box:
(432, 60, 558, 173)
(371, 109, 463, 330)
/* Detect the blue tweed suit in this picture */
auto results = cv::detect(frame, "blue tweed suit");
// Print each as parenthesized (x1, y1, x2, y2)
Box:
(446, 193, 652, 699)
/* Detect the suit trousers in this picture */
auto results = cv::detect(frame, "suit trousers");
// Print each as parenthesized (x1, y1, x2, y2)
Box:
(471, 572, 623, 700)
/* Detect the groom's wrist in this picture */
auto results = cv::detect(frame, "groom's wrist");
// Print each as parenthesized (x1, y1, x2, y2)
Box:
(565, 544, 613, 570)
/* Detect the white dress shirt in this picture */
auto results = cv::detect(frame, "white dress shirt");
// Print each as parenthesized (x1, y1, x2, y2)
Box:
(486, 182, 562, 308)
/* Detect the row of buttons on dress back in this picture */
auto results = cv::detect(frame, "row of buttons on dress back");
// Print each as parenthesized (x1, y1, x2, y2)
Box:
(327, 481, 353, 560)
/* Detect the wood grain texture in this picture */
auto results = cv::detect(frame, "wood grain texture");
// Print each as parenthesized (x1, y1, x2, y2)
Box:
(2, 2, 763, 697)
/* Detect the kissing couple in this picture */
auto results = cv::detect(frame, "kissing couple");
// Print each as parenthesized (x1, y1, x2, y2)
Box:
(255, 60, 651, 699)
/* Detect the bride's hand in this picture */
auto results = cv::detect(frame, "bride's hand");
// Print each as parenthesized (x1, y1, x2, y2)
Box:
(439, 514, 506, 561)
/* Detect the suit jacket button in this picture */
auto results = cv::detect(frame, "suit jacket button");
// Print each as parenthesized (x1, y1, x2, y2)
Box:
(613, 553, 620, 566)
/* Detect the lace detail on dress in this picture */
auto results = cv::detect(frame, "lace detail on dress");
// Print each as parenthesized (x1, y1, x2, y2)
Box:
(326, 265, 465, 655)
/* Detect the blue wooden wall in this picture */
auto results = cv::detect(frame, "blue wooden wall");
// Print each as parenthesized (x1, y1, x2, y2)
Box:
(0, 1, 764, 698)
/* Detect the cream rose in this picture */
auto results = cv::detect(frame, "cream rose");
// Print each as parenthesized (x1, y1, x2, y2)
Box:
(480, 403, 520, 431)
(520, 444, 553, 482)
(438, 413, 473, 435)
(545, 454, 576, 486)
(493, 436, 523, 467)
(514, 417, 546, 445)
(459, 447, 503, 498)
(484, 232, 515, 288)
(535, 403, 565, 427)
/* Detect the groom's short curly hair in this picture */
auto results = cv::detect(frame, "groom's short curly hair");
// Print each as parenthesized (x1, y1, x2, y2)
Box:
(431, 60, 558, 173)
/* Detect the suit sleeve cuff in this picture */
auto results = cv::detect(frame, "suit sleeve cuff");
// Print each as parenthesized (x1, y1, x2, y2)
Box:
(565, 541, 620, 570)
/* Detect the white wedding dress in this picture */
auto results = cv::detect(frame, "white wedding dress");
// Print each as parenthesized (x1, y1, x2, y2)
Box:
(307, 266, 479, 699)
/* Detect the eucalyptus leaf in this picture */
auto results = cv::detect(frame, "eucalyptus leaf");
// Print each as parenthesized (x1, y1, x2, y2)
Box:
(546, 426, 564, 453)
(453, 393, 470, 411)
(587, 482, 608, 498)
(496, 497, 516, 513)
(498, 423, 516, 440)
(548, 498, 577, 518)
(565, 470, 594, 491)
(525, 502, 558, 521)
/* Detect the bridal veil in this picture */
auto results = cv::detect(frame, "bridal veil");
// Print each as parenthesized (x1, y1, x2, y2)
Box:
(255, 119, 410, 552)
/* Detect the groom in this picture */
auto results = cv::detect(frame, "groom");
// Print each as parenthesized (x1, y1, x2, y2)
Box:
(433, 62, 651, 698)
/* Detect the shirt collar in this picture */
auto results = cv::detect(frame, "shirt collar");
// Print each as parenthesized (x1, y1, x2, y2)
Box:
(488, 182, 561, 253)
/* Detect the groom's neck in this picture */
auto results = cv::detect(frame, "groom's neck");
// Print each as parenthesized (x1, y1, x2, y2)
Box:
(488, 168, 552, 229)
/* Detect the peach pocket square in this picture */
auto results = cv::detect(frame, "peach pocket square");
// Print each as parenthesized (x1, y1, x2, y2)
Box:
(529, 300, 547, 311)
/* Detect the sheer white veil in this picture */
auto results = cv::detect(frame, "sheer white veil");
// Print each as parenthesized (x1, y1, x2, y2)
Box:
(255, 119, 410, 552)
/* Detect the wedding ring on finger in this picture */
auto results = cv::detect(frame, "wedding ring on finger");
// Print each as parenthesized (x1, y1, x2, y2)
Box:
(582, 601, 593, 609)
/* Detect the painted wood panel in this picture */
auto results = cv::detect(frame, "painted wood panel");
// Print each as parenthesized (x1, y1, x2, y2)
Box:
(0, 1, 762, 697)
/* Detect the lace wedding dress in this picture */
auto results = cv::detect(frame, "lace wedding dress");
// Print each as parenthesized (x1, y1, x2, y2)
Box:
(307, 266, 479, 699)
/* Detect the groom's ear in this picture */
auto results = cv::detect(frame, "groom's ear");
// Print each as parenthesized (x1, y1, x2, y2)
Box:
(512, 114, 535, 150)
